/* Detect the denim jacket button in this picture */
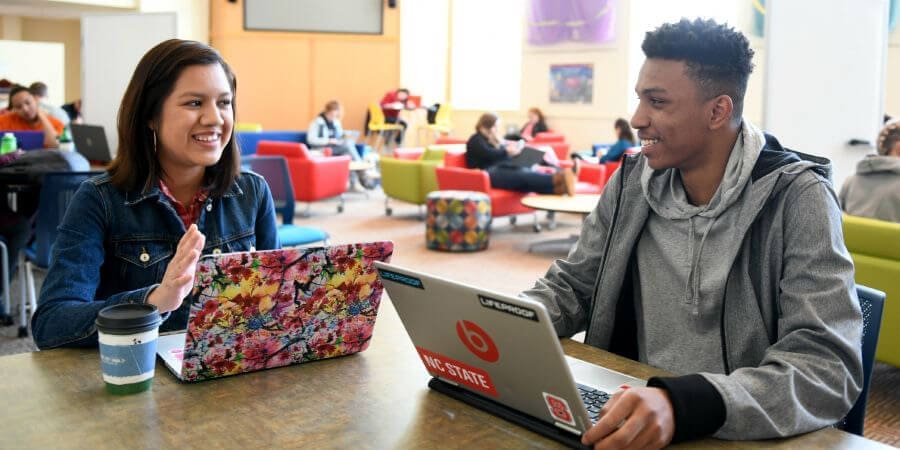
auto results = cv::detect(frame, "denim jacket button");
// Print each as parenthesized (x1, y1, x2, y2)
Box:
(212, 248, 222, 255)
(139, 252, 150, 263)
(206, 203, 213, 212)
(250, 246, 256, 252)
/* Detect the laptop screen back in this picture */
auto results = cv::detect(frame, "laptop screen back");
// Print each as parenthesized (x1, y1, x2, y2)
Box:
(71, 124, 112, 162)
(179, 242, 393, 381)
(1, 130, 44, 150)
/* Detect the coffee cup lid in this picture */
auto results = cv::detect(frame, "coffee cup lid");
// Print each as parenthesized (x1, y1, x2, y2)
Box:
(96, 304, 161, 334)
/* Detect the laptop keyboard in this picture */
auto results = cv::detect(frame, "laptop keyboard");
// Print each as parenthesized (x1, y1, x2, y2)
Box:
(577, 383, 611, 423)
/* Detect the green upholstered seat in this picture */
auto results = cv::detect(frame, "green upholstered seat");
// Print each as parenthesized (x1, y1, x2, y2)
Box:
(843, 214, 900, 366)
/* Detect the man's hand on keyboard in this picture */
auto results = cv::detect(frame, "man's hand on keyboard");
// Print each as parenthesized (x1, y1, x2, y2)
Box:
(581, 387, 674, 450)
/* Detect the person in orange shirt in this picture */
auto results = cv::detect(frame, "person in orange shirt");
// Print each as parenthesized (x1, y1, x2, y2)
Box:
(0, 85, 63, 149)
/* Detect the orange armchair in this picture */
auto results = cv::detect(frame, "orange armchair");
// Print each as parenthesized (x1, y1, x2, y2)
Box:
(435, 166, 541, 232)
(256, 140, 351, 216)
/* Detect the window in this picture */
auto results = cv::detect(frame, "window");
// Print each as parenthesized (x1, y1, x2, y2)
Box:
(450, 0, 524, 111)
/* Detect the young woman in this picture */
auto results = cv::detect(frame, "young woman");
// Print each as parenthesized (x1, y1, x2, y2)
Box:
(466, 112, 574, 195)
(597, 117, 638, 162)
(31, 39, 280, 349)
(307, 100, 361, 161)
(0, 85, 64, 149)
(505, 107, 548, 141)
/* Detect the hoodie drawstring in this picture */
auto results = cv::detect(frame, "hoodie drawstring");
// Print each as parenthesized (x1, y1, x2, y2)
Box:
(685, 216, 716, 316)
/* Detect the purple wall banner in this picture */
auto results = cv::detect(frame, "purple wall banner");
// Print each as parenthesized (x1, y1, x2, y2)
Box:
(528, 0, 616, 46)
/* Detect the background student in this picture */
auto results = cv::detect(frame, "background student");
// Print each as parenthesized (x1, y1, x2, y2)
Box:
(598, 117, 638, 162)
(840, 118, 900, 222)
(28, 81, 70, 127)
(466, 112, 574, 195)
(31, 39, 279, 349)
(0, 85, 63, 149)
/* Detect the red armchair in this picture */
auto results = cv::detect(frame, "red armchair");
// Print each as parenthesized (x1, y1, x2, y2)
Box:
(603, 146, 642, 178)
(532, 131, 565, 143)
(434, 136, 467, 145)
(435, 166, 541, 232)
(256, 140, 351, 215)
(532, 132, 573, 169)
(574, 161, 608, 195)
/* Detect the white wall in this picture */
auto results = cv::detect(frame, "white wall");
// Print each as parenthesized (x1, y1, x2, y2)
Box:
(0, 40, 65, 105)
(139, 0, 209, 43)
(400, 0, 449, 105)
(764, 0, 888, 188)
(81, 13, 177, 153)
(887, 26, 900, 116)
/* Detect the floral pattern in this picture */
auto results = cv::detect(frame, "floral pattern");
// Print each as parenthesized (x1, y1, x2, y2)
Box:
(426, 191, 491, 252)
(181, 242, 393, 381)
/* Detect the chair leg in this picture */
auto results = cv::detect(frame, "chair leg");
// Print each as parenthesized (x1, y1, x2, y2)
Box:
(0, 241, 9, 318)
(18, 253, 27, 334)
(385, 197, 392, 216)
(337, 194, 345, 213)
(373, 132, 385, 156)
(26, 262, 36, 312)
(418, 204, 424, 221)
(302, 203, 312, 218)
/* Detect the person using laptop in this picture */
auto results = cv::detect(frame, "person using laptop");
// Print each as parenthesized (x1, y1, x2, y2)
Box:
(0, 85, 63, 149)
(32, 39, 280, 349)
(467, 112, 575, 195)
(523, 19, 862, 448)
(307, 100, 362, 162)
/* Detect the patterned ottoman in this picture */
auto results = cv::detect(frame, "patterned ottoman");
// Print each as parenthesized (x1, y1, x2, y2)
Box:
(425, 190, 492, 252)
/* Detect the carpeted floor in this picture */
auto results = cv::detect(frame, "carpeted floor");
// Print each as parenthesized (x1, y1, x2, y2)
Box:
(1, 188, 897, 445)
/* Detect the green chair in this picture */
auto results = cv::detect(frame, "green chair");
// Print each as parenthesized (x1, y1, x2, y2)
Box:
(842, 214, 900, 366)
(380, 147, 447, 218)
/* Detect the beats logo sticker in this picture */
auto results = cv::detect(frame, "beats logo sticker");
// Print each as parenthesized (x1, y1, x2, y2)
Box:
(456, 320, 499, 362)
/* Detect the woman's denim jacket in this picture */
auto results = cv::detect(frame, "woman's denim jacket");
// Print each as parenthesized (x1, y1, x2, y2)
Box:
(31, 171, 280, 349)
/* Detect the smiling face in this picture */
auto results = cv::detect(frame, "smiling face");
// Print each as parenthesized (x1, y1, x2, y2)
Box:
(10, 90, 39, 123)
(155, 64, 234, 175)
(631, 58, 717, 171)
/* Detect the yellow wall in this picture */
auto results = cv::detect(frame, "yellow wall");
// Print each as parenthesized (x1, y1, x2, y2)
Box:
(20, 18, 81, 103)
(209, 0, 401, 132)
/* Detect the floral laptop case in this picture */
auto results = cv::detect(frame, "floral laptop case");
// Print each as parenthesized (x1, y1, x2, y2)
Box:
(174, 241, 393, 382)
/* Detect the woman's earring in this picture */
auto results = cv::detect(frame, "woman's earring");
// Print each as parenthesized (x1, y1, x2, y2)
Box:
(152, 130, 158, 154)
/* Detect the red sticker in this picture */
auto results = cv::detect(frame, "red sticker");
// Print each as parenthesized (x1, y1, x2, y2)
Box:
(416, 347, 499, 397)
(543, 392, 576, 426)
(456, 320, 500, 362)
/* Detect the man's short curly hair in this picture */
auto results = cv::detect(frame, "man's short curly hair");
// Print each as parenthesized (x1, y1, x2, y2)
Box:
(642, 18, 755, 119)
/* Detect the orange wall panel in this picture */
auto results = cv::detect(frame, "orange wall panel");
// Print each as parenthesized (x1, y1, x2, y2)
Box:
(210, 0, 400, 132)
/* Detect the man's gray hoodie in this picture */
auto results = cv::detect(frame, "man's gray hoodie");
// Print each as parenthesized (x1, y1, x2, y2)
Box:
(840, 155, 900, 223)
(523, 121, 863, 442)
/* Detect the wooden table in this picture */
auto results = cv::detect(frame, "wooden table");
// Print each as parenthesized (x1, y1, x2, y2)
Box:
(521, 194, 601, 252)
(0, 298, 889, 449)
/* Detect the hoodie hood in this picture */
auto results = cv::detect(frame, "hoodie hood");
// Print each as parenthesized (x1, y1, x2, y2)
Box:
(641, 121, 766, 220)
(855, 155, 900, 174)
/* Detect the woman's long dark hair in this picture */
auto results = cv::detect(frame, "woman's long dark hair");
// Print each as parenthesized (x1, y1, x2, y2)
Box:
(475, 112, 501, 147)
(109, 39, 240, 196)
(614, 118, 635, 144)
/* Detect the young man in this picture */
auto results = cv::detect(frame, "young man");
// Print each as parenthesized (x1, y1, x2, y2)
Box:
(28, 82, 71, 126)
(840, 118, 900, 222)
(523, 19, 862, 448)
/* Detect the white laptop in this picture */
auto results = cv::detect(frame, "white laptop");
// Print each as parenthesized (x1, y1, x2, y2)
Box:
(374, 262, 644, 448)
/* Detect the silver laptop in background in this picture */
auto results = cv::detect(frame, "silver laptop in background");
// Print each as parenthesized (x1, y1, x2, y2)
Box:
(374, 262, 644, 447)
(71, 124, 112, 162)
